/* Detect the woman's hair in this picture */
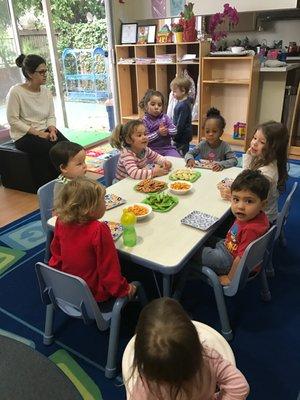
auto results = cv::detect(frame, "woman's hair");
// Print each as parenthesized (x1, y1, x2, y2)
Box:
(54, 177, 105, 224)
(170, 76, 191, 94)
(110, 119, 143, 150)
(204, 107, 226, 131)
(49, 141, 84, 171)
(131, 298, 209, 400)
(15, 54, 46, 80)
(139, 89, 165, 111)
(250, 121, 289, 191)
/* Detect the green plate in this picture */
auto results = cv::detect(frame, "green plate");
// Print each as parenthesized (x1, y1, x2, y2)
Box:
(142, 194, 179, 213)
(134, 180, 167, 194)
(169, 170, 201, 182)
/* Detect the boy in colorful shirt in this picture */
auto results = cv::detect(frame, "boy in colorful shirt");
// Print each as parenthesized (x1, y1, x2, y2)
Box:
(196, 169, 270, 284)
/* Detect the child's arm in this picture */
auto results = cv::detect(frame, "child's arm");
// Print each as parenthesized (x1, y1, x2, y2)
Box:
(185, 142, 204, 167)
(96, 223, 131, 298)
(213, 143, 238, 170)
(146, 148, 172, 175)
(121, 151, 153, 180)
(143, 115, 163, 143)
(173, 102, 191, 143)
(163, 114, 177, 137)
(208, 348, 250, 399)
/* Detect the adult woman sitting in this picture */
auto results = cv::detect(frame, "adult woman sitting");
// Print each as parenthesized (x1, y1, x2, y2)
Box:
(6, 53, 68, 187)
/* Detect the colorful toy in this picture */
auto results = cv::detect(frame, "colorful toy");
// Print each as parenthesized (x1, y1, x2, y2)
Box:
(233, 122, 246, 139)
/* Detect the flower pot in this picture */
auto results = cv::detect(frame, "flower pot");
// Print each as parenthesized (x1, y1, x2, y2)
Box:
(183, 16, 197, 42)
(173, 31, 183, 43)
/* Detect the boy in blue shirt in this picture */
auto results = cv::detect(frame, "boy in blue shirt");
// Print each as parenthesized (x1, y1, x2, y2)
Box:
(170, 76, 192, 156)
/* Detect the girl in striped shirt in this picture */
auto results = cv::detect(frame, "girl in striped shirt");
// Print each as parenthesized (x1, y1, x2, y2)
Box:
(110, 119, 172, 181)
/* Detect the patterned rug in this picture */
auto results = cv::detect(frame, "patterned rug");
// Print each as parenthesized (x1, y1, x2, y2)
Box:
(85, 143, 119, 175)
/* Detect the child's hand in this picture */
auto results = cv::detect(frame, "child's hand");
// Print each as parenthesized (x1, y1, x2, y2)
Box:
(127, 283, 137, 299)
(218, 185, 231, 201)
(186, 159, 195, 168)
(212, 163, 224, 172)
(153, 164, 168, 177)
(158, 124, 168, 136)
(162, 160, 172, 171)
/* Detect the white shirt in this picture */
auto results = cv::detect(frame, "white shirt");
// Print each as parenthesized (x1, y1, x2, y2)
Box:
(6, 84, 56, 141)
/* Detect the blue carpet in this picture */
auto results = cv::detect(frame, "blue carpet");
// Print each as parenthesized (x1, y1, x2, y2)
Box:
(0, 177, 300, 399)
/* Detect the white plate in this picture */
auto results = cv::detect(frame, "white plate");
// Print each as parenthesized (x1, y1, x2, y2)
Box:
(123, 203, 152, 220)
(168, 181, 193, 194)
(181, 211, 219, 231)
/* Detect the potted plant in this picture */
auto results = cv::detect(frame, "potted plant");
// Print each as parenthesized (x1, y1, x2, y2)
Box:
(171, 21, 184, 43)
(180, 2, 197, 42)
(209, 3, 239, 49)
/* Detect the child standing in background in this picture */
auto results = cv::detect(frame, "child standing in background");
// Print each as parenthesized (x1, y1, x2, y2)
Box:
(218, 121, 289, 224)
(127, 297, 249, 399)
(49, 141, 87, 201)
(185, 108, 237, 171)
(139, 89, 180, 157)
(49, 177, 136, 301)
(170, 76, 193, 156)
(110, 119, 172, 181)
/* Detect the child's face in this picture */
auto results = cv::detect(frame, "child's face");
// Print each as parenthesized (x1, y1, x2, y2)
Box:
(204, 118, 223, 147)
(249, 129, 266, 157)
(231, 189, 266, 222)
(172, 85, 186, 101)
(147, 95, 163, 117)
(60, 149, 87, 179)
(128, 124, 148, 153)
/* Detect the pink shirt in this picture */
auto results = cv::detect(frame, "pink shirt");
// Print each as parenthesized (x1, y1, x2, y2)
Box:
(128, 347, 249, 400)
(116, 147, 166, 180)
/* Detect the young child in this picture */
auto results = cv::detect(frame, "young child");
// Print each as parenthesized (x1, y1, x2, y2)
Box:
(199, 169, 270, 285)
(127, 297, 249, 399)
(49, 140, 87, 201)
(110, 119, 172, 181)
(170, 76, 193, 156)
(185, 108, 238, 171)
(139, 89, 180, 157)
(218, 121, 289, 223)
(49, 177, 136, 301)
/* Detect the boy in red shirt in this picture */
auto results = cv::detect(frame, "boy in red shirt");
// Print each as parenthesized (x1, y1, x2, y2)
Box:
(199, 169, 270, 284)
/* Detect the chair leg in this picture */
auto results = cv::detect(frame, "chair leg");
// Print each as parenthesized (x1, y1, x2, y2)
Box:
(260, 268, 271, 302)
(44, 230, 54, 264)
(266, 260, 275, 278)
(105, 298, 127, 379)
(279, 229, 287, 248)
(202, 267, 233, 341)
(43, 304, 55, 345)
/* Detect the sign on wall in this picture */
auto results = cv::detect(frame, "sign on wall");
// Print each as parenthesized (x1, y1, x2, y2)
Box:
(151, 0, 166, 18)
(170, 0, 185, 16)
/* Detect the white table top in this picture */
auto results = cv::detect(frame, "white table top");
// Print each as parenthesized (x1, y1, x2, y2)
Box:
(48, 158, 241, 274)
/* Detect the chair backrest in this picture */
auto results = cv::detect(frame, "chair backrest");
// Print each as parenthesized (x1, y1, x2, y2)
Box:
(37, 180, 56, 233)
(103, 153, 120, 187)
(275, 182, 298, 241)
(225, 225, 276, 296)
(35, 262, 110, 331)
(122, 320, 236, 396)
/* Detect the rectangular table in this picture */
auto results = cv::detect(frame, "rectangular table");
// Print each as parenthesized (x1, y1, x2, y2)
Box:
(48, 157, 241, 296)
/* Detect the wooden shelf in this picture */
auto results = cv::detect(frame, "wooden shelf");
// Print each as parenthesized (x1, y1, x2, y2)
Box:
(192, 120, 199, 126)
(202, 79, 250, 85)
(122, 114, 139, 121)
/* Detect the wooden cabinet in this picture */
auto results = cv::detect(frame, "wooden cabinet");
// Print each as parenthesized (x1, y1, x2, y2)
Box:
(200, 56, 260, 151)
(115, 41, 211, 138)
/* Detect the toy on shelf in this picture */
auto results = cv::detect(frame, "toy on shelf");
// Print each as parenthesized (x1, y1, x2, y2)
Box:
(156, 24, 172, 43)
(233, 122, 246, 139)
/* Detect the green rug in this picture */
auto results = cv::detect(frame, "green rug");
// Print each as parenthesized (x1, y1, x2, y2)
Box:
(62, 128, 111, 148)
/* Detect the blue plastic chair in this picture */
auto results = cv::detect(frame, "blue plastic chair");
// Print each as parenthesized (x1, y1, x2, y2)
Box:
(35, 262, 147, 379)
(187, 225, 276, 341)
(266, 182, 298, 276)
(103, 153, 120, 187)
(37, 180, 56, 263)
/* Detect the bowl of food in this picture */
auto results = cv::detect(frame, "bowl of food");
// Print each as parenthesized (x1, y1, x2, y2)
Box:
(231, 46, 245, 54)
(124, 203, 152, 220)
(168, 181, 193, 194)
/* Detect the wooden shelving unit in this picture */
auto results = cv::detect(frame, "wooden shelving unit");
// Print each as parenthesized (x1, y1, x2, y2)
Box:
(200, 56, 260, 150)
(115, 41, 211, 139)
(115, 45, 260, 150)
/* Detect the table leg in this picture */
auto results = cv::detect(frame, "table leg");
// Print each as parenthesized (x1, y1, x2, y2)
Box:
(163, 274, 171, 297)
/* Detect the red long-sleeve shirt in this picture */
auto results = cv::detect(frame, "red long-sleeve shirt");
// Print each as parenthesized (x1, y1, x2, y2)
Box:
(49, 219, 130, 302)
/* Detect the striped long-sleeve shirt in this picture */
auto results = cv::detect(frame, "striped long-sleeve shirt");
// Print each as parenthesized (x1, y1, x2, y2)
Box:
(115, 147, 166, 180)
(143, 112, 177, 148)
